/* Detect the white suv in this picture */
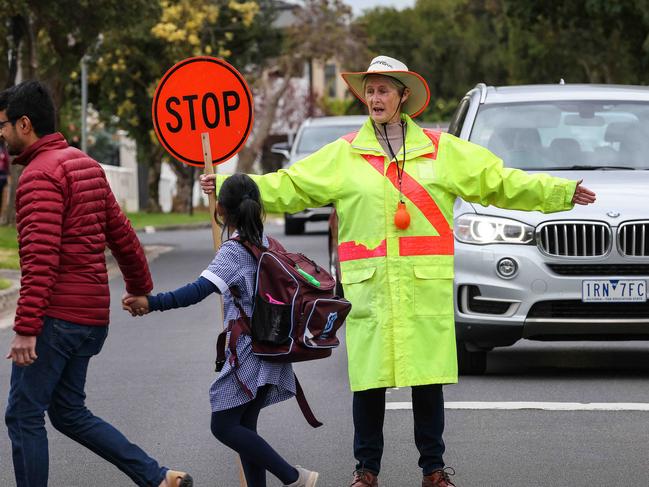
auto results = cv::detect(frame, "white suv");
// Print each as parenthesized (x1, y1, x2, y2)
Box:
(451, 84, 649, 374)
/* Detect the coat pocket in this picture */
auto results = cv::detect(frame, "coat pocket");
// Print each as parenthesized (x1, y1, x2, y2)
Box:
(412, 265, 455, 317)
(340, 266, 376, 320)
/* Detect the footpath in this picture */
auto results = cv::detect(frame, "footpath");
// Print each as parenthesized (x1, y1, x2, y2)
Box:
(0, 222, 208, 330)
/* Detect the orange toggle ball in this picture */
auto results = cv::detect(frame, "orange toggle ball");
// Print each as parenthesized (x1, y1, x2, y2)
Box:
(394, 202, 410, 229)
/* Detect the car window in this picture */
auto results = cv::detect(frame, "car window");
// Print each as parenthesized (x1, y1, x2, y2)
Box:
(296, 125, 362, 153)
(469, 101, 649, 170)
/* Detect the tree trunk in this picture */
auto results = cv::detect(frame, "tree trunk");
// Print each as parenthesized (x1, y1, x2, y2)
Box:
(137, 141, 163, 213)
(0, 16, 31, 225)
(168, 159, 193, 213)
(146, 162, 162, 213)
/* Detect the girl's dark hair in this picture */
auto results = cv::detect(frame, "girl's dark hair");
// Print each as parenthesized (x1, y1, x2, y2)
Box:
(217, 173, 265, 247)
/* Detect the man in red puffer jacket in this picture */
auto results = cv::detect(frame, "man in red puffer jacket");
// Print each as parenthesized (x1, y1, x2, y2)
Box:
(0, 81, 192, 487)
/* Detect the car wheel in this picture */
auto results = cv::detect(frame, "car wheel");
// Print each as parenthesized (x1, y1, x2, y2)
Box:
(457, 341, 487, 375)
(284, 217, 305, 235)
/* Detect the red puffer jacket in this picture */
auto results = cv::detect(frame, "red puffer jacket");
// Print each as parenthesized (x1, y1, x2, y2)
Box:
(13, 133, 152, 335)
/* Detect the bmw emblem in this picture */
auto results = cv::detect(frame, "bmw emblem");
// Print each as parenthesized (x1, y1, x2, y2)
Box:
(607, 211, 620, 218)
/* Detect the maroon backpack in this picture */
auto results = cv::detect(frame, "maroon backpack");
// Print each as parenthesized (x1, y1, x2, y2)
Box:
(216, 235, 351, 427)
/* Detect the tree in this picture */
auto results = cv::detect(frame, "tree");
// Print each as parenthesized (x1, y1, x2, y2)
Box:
(235, 0, 367, 173)
(0, 0, 151, 223)
(90, 0, 259, 212)
(356, 0, 508, 122)
(501, 0, 649, 84)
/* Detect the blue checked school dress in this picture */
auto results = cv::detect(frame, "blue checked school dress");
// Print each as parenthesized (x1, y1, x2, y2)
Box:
(148, 234, 296, 411)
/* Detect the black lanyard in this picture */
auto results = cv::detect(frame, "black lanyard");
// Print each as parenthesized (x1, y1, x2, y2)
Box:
(379, 121, 407, 203)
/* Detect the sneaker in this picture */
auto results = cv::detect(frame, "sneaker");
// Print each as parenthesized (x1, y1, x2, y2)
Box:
(422, 467, 456, 487)
(285, 466, 319, 487)
(350, 469, 378, 487)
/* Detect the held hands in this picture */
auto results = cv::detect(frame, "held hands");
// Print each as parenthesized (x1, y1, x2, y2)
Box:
(122, 292, 150, 317)
(199, 174, 217, 195)
(572, 180, 596, 205)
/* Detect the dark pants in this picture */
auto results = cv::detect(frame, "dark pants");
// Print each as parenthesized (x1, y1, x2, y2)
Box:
(211, 385, 298, 487)
(5, 317, 167, 487)
(353, 384, 445, 475)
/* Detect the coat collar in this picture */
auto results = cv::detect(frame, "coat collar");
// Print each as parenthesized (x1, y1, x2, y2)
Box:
(13, 132, 69, 166)
(349, 115, 434, 161)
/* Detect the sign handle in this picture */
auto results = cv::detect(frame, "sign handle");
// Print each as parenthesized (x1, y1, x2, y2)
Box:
(201, 133, 221, 250)
(200, 132, 248, 487)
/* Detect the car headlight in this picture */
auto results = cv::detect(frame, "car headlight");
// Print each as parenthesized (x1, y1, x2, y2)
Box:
(454, 214, 534, 245)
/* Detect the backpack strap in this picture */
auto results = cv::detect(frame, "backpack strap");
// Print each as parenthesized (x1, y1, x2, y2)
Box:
(230, 235, 286, 260)
(294, 374, 323, 428)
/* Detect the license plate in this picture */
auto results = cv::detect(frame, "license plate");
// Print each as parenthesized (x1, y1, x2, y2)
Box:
(582, 279, 647, 302)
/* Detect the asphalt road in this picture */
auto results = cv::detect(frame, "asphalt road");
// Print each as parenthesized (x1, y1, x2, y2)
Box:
(1, 221, 649, 486)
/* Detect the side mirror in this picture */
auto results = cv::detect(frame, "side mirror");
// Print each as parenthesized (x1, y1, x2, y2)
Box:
(271, 142, 291, 160)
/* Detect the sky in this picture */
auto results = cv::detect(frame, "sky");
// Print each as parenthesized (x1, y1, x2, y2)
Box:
(351, 0, 416, 16)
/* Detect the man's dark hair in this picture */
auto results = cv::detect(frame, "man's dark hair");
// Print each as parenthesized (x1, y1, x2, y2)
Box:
(4, 81, 56, 137)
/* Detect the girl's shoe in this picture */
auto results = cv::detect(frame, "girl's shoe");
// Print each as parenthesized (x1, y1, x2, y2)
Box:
(165, 469, 193, 487)
(285, 466, 319, 487)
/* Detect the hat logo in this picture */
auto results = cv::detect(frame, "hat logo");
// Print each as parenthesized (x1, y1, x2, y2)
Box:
(370, 60, 394, 69)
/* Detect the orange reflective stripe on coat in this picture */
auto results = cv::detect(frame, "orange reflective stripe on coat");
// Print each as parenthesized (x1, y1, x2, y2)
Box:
(338, 239, 387, 262)
(338, 129, 452, 261)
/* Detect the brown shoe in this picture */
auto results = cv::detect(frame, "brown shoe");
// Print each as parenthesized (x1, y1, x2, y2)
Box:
(350, 469, 378, 487)
(422, 467, 456, 487)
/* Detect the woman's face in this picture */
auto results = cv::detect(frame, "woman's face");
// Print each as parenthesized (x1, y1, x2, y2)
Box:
(364, 75, 409, 124)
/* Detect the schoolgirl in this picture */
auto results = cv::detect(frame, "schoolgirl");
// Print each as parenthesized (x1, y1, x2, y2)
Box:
(124, 173, 319, 487)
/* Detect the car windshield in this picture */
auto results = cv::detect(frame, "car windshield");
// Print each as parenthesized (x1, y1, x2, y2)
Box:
(296, 125, 362, 153)
(469, 100, 649, 170)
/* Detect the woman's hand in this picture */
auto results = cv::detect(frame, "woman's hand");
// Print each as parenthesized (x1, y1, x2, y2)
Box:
(199, 174, 217, 195)
(572, 180, 596, 205)
(122, 295, 150, 316)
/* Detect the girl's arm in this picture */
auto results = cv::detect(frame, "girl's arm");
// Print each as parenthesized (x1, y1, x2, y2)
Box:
(123, 277, 219, 315)
(148, 276, 219, 311)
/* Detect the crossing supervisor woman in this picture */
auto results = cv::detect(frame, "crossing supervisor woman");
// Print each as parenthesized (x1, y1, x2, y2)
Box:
(200, 55, 596, 487)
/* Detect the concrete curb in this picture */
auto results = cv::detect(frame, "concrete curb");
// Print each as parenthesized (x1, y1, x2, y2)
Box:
(135, 216, 284, 235)
(137, 222, 212, 234)
(0, 245, 173, 331)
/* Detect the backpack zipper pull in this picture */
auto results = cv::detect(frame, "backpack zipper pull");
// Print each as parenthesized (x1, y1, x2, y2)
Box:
(296, 265, 321, 287)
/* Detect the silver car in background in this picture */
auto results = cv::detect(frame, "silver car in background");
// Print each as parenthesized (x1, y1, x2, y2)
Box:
(450, 84, 649, 374)
(272, 116, 367, 235)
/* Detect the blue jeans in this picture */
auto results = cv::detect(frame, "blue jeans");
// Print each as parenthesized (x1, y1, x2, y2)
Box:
(5, 317, 167, 487)
(353, 384, 445, 475)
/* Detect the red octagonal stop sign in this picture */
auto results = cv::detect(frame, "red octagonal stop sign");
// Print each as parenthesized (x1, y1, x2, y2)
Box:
(152, 57, 254, 167)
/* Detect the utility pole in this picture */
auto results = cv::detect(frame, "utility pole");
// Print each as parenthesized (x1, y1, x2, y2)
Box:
(81, 55, 88, 153)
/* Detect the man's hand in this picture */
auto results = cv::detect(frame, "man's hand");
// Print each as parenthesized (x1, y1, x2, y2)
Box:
(123, 296, 150, 316)
(572, 180, 596, 205)
(6, 334, 37, 366)
(199, 174, 217, 195)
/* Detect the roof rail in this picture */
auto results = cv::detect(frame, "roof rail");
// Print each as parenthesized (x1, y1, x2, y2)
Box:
(475, 82, 488, 103)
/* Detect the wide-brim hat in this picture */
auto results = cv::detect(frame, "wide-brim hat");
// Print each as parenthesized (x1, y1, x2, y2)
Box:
(341, 55, 430, 118)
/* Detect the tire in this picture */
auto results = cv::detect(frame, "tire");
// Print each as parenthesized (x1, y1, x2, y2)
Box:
(457, 341, 487, 375)
(284, 217, 305, 235)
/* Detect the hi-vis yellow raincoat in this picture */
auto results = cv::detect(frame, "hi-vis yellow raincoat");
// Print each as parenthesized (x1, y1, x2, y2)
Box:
(229, 115, 577, 392)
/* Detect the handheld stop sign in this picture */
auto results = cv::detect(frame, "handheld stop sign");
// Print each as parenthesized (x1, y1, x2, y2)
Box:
(152, 56, 253, 166)
(152, 56, 254, 248)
